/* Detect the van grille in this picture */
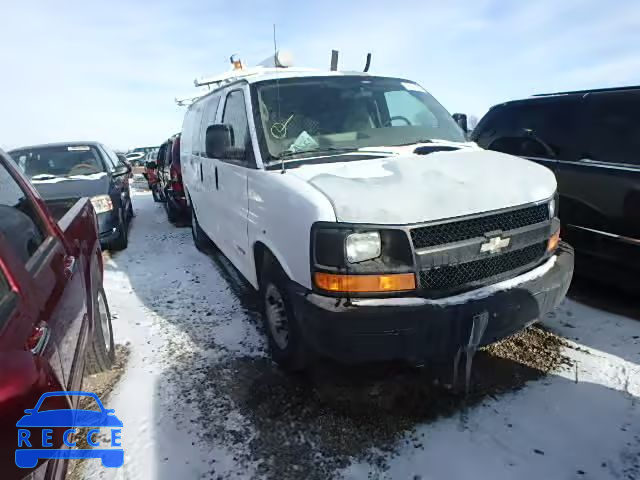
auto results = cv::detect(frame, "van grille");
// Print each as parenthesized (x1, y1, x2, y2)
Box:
(410, 204, 549, 249)
(418, 242, 547, 291)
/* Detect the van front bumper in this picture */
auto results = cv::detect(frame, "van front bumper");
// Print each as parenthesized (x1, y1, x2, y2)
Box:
(290, 243, 574, 364)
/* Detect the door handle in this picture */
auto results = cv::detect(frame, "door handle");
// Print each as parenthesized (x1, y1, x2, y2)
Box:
(199, 164, 203, 182)
(215, 166, 219, 190)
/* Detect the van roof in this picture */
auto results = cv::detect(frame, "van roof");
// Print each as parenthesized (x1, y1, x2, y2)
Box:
(189, 68, 415, 108)
(194, 67, 379, 88)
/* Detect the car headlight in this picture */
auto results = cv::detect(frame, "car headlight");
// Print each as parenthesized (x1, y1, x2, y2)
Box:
(345, 232, 381, 263)
(90, 195, 113, 214)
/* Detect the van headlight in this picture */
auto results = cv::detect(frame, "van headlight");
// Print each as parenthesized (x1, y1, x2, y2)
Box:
(346, 232, 381, 263)
(90, 195, 113, 214)
(549, 192, 559, 218)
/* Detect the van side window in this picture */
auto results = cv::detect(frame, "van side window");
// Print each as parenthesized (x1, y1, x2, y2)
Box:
(585, 93, 640, 165)
(0, 161, 46, 264)
(201, 95, 221, 143)
(222, 90, 253, 165)
(191, 103, 205, 157)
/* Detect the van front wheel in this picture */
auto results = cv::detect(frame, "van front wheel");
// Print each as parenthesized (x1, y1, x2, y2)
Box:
(261, 260, 308, 371)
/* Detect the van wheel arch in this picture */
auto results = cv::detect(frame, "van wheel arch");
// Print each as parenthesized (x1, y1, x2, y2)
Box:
(253, 242, 293, 289)
(253, 242, 269, 289)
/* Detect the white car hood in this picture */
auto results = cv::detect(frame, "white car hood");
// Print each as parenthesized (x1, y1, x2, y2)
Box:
(288, 149, 556, 224)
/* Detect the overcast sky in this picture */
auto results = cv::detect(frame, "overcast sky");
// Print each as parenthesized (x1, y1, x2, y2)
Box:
(1, 0, 639, 151)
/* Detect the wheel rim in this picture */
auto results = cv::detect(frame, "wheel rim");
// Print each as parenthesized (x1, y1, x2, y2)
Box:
(97, 291, 112, 353)
(264, 284, 289, 350)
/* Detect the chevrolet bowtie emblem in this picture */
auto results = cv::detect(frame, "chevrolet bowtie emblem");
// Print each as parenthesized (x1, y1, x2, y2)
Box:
(480, 236, 511, 254)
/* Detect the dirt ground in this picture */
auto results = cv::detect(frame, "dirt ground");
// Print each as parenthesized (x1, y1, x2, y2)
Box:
(169, 325, 572, 480)
(67, 344, 130, 480)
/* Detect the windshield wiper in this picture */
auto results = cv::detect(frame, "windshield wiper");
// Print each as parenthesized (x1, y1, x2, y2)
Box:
(391, 139, 434, 147)
(30, 174, 59, 180)
(270, 147, 360, 162)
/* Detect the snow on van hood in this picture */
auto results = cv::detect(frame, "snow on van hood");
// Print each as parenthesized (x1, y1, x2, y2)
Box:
(289, 149, 556, 224)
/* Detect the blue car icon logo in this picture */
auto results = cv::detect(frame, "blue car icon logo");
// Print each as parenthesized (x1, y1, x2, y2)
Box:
(15, 391, 123, 468)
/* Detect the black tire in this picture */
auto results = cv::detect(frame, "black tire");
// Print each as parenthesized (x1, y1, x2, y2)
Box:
(127, 199, 134, 219)
(260, 256, 308, 371)
(86, 287, 115, 374)
(165, 197, 179, 224)
(191, 203, 213, 252)
(110, 208, 128, 251)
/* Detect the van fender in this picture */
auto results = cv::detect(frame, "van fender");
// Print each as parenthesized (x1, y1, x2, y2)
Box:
(251, 238, 300, 290)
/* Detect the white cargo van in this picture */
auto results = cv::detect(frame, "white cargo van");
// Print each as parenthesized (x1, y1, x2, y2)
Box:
(180, 60, 574, 370)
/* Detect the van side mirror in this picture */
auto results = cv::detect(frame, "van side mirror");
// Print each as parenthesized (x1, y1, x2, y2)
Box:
(145, 161, 157, 170)
(452, 113, 468, 133)
(206, 124, 235, 159)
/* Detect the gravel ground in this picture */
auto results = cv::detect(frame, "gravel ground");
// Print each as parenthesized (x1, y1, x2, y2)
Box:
(167, 325, 571, 480)
(68, 344, 131, 480)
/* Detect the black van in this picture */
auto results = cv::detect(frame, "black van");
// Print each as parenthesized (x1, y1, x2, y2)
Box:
(472, 86, 640, 288)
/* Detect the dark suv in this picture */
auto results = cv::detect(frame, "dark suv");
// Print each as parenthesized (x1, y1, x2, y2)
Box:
(472, 86, 640, 287)
(9, 142, 133, 250)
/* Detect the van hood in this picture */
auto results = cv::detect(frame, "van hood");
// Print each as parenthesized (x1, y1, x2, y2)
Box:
(288, 149, 556, 224)
(30, 172, 109, 201)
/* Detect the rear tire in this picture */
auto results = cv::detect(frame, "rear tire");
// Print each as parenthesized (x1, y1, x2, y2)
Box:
(191, 203, 213, 252)
(86, 287, 115, 374)
(165, 197, 179, 223)
(260, 256, 308, 371)
(110, 208, 128, 251)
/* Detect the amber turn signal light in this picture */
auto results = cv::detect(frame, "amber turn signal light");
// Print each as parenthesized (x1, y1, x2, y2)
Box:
(547, 230, 560, 252)
(314, 272, 416, 293)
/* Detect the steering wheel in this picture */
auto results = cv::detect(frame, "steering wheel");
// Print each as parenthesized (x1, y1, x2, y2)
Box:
(68, 163, 96, 175)
(386, 116, 412, 126)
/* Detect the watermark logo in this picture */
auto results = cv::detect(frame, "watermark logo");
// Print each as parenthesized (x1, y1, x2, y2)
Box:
(15, 391, 123, 468)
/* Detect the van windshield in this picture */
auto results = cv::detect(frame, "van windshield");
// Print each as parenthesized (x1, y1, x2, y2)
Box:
(253, 76, 466, 164)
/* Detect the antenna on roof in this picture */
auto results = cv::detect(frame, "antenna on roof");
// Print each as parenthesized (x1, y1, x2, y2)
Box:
(330, 50, 339, 71)
(363, 53, 372, 72)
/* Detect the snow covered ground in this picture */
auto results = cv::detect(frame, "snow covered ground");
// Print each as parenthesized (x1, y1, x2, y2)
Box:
(84, 189, 639, 480)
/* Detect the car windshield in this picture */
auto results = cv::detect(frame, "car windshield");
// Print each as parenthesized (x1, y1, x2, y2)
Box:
(9, 145, 105, 179)
(254, 76, 466, 165)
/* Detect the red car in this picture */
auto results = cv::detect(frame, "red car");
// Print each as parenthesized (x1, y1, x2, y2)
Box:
(0, 149, 115, 479)
(143, 158, 161, 202)
(157, 134, 188, 223)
